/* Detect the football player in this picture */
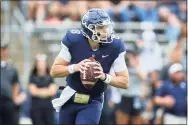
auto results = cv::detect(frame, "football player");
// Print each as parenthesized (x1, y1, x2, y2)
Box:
(50, 8, 129, 124)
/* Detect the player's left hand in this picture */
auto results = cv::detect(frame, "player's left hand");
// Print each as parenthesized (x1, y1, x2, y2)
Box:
(93, 62, 106, 81)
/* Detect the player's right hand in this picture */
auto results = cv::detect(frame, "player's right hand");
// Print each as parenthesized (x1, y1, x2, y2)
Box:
(74, 59, 90, 73)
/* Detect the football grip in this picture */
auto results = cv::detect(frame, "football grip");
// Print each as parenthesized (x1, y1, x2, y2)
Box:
(80, 57, 99, 89)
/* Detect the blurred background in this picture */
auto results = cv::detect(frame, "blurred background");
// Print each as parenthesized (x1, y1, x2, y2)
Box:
(1, 0, 187, 125)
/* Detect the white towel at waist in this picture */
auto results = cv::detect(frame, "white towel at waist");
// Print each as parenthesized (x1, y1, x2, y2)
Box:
(52, 86, 76, 112)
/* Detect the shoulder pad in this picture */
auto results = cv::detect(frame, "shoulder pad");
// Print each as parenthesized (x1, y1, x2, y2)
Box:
(66, 29, 83, 41)
(61, 29, 83, 47)
(112, 37, 126, 53)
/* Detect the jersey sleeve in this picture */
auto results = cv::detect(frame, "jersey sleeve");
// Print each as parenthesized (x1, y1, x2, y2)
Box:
(111, 39, 127, 73)
(58, 43, 72, 62)
(11, 67, 19, 85)
(111, 51, 127, 73)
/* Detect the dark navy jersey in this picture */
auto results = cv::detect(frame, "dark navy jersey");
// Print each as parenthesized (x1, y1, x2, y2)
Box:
(155, 80, 187, 117)
(1, 63, 19, 99)
(61, 29, 126, 97)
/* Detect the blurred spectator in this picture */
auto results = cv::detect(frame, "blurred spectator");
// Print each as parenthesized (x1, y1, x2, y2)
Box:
(182, 39, 187, 76)
(149, 70, 162, 98)
(0, 42, 27, 125)
(75, 1, 88, 21)
(165, 14, 182, 43)
(15, 83, 28, 124)
(160, 45, 184, 81)
(44, 1, 62, 26)
(154, 63, 187, 124)
(88, 0, 107, 10)
(141, 70, 162, 124)
(28, 54, 57, 125)
(141, 99, 153, 124)
(27, 1, 49, 24)
(158, 5, 185, 42)
(100, 68, 121, 124)
(177, 1, 187, 23)
(59, 0, 87, 21)
(132, 1, 159, 22)
(107, 0, 131, 22)
(59, 0, 70, 20)
(158, 1, 179, 15)
(100, 86, 116, 124)
(180, 21, 186, 38)
(137, 30, 163, 74)
(116, 51, 147, 125)
(109, 86, 122, 124)
(20, 90, 32, 118)
(158, 6, 171, 22)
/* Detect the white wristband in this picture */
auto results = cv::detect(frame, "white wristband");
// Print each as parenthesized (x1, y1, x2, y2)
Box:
(103, 74, 112, 84)
(68, 64, 75, 74)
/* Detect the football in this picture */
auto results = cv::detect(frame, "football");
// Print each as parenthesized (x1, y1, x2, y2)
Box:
(80, 57, 99, 89)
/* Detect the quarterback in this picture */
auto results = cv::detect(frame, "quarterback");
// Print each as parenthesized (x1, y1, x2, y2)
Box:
(50, 8, 129, 124)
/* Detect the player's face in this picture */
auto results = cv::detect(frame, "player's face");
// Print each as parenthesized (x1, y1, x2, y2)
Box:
(95, 24, 113, 41)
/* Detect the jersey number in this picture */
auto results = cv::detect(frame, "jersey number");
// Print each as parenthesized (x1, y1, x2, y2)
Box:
(70, 30, 81, 34)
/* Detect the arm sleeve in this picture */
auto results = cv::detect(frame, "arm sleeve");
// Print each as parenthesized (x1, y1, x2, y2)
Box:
(110, 39, 127, 73)
(111, 51, 127, 73)
(58, 32, 72, 62)
(58, 43, 72, 62)
(11, 68, 19, 85)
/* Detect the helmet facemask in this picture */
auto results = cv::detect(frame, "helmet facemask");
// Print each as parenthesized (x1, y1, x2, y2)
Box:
(87, 20, 114, 44)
